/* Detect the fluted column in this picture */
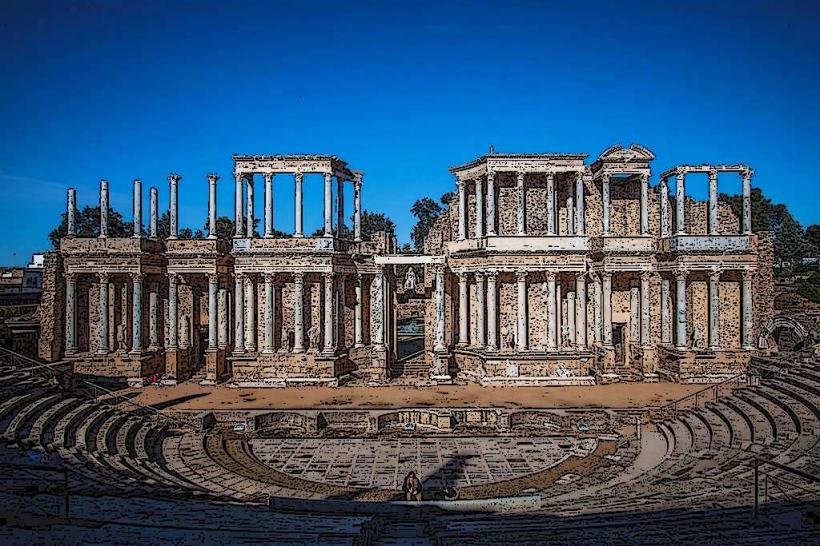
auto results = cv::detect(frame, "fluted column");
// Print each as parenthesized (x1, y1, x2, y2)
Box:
(742, 169, 753, 235)
(474, 178, 484, 238)
(486, 172, 496, 236)
(660, 177, 670, 238)
(354, 274, 364, 347)
(217, 286, 228, 349)
(373, 267, 385, 351)
(547, 272, 557, 350)
(708, 169, 719, 235)
(576, 272, 587, 349)
(99, 180, 109, 238)
(246, 175, 255, 237)
(575, 171, 585, 235)
(354, 176, 363, 242)
(323, 272, 334, 353)
(233, 273, 244, 354)
(323, 173, 333, 236)
(294, 172, 304, 237)
(97, 272, 109, 353)
(640, 271, 651, 347)
(517, 172, 526, 235)
(234, 173, 244, 237)
(169, 273, 179, 350)
(640, 173, 649, 236)
(486, 272, 497, 351)
(457, 273, 468, 347)
(593, 274, 602, 346)
(661, 277, 672, 344)
(434, 267, 445, 351)
(516, 271, 528, 351)
(337, 177, 345, 237)
(675, 170, 686, 235)
(208, 273, 218, 350)
(602, 272, 613, 347)
(457, 178, 467, 240)
(293, 272, 305, 352)
(244, 275, 256, 352)
(263, 273, 274, 353)
(601, 174, 610, 236)
(742, 270, 754, 349)
(709, 269, 720, 350)
(66, 188, 77, 236)
(65, 273, 77, 355)
(264, 173, 274, 238)
(207, 174, 218, 239)
(475, 272, 485, 349)
(148, 284, 159, 350)
(132, 179, 142, 237)
(675, 269, 688, 349)
(149, 187, 158, 239)
(169, 174, 180, 239)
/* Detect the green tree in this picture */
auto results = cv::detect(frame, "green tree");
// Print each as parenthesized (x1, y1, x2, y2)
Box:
(203, 216, 278, 240)
(798, 271, 820, 304)
(357, 210, 396, 241)
(806, 224, 820, 258)
(49, 205, 132, 247)
(410, 195, 447, 250)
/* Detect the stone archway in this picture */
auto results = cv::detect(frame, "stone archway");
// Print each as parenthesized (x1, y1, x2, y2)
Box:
(759, 315, 809, 351)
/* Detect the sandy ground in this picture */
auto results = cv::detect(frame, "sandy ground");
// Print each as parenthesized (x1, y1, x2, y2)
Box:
(130, 381, 705, 411)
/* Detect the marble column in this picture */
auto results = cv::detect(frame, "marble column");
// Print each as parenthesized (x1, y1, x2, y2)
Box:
(323, 173, 333, 236)
(675, 170, 686, 235)
(354, 274, 364, 347)
(546, 172, 555, 235)
(593, 274, 602, 346)
(675, 270, 688, 349)
(66, 188, 77, 236)
(709, 269, 721, 350)
(434, 267, 445, 351)
(660, 177, 670, 238)
(149, 285, 159, 349)
(337, 177, 345, 237)
(517, 172, 526, 235)
(149, 187, 158, 239)
(742, 270, 754, 349)
(475, 272, 485, 349)
(169, 174, 180, 239)
(457, 273, 468, 347)
(132, 179, 142, 237)
(169, 273, 179, 350)
(294, 172, 304, 237)
(576, 272, 587, 349)
(233, 273, 244, 354)
(457, 178, 467, 240)
(217, 286, 228, 349)
(516, 271, 528, 351)
(486, 272, 497, 351)
(208, 274, 218, 350)
(486, 172, 496, 236)
(640, 272, 651, 347)
(474, 178, 484, 238)
(602, 174, 611, 236)
(708, 169, 719, 235)
(244, 275, 256, 352)
(547, 272, 557, 350)
(566, 196, 574, 235)
(246, 175, 255, 238)
(640, 173, 649, 236)
(208, 174, 218, 239)
(234, 173, 244, 237)
(293, 273, 305, 353)
(372, 267, 385, 351)
(602, 273, 613, 347)
(323, 273, 334, 353)
(567, 290, 576, 348)
(575, 171, 585, 235)
(65, 273, 77, 355)
(96, 273, 109, 354)
(629, 287, 640, 344)
(354, 177, 363, 242)
(264, 173, 274, 238)
(99, 180, 109, 238)
(263, 273, 274, 353)
(661, 278, 672, 344)
(742, 169, 753, 235)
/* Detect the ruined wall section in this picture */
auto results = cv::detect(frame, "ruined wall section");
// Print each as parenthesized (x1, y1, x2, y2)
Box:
(37, 252, 64, 362)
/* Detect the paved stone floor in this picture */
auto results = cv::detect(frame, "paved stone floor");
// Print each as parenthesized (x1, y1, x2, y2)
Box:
(250, 436, 597, 489)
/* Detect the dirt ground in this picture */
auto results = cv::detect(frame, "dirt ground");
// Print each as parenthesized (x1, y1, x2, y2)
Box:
(130, 381, 705, 411)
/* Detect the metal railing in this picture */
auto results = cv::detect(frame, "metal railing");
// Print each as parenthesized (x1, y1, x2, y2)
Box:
(652, 372, 747, 421)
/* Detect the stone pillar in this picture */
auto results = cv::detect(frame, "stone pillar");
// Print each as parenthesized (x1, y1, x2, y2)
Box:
(294, 172, 304, 237)
(475, 272, 485, 349)
(567, 290, 576, 347)
(97, 273, 109, 353)
(517, 172, 527, 235)
(217, 287, 228, 349)
(323, 173, 333, 236)
(323, 272, 335, 353)
(66, 188, 77, 236)
(132, 179, 142, 237)
(233, 273, 244, 354)
(602, 174, 610, 236)
(169, 273, 179, 350)
(434, 267, 445, 351)
(660, 177, 670, 238)
(205, 174, 217, 239)
(234, 173, 244, 237)
(354, 177, 363, 242)
(516, 271, 528, 351)
(149, 286, 159, 350)
(640, 272, 651, 347)
(486, 172, 496, 236)
(474, 178, 484, 238)
(742, 169, 753, 235)
(640, 173, 649, 236)
(169, 174, 180, 239)
(629, 286, 640, 344)
(264, 173, 274, 238)
(486, 272, 497, 351)
(293, 273, 305, 353)
(244, 275, 256, 352)
(149, 187, 158, 239)
(708, 169, 719, 235)
(354, 274, 364, 347)
(457, 273, 468, 347)
(208, 274, 218, 350)
(372, 267, 385, 351)
(99, 180, 109, 238)
(675, 170, 686, 235)
(593, 274, 602, 346)
(547, 272, 557, 350)
(566, 196, 574, 235)
(675, 269, 688, 349)
(337, 177, 345, 236)
(742, 270, 754, 349)
(709, 269, 720, 350)
(602, 272, 613, 347)
(546, 172, 555, 235)
(263, 273, 274, 353)
(576, 272, 587, 349)
(457, 178, 467, 240)
(661, 277, 672, 344)
(575, 171, 585, 235)
(65, 273, 77, 355)
(246, 175, 254, 238)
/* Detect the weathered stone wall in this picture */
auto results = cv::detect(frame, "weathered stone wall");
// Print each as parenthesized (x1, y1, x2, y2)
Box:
(37, 252, 64, 361)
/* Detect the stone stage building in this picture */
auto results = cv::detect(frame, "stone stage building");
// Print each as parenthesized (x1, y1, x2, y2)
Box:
(37, 145, 773, 386)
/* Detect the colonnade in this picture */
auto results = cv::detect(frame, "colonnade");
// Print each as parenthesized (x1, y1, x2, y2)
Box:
(601, 173, 650, 236)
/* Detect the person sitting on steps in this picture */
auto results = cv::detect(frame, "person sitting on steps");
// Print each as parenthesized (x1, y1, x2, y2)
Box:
(402, 470, 422, 501)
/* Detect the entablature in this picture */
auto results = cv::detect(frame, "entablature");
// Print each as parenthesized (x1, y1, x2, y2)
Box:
(232, 154, 356, 180)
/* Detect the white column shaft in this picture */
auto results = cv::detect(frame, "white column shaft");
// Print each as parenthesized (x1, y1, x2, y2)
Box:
(293, 274, 305, 352)
(517, 172, 527, 235)
(324, 173, 333, 236)
(65, 275, 77, 353)
(661, 278, 672, 344)
(132, 179, 142, 237)
(602, 176, 610, 236)
(246, 177, 254, 237)
(323, 274, 334, 352)
(708, 170, 719, 235)
(434, 269, 445, 351)
(169, 176, 179, 238)
(546, 172, 555, 235)
(354, 181, 362, 241)
(457, 180, 467, 240)
(486, 173, 496, 236)
(675, 273, 688, 348)
(593, 276, 602, 345)
(742, 171, 752, 234)
(294, 173, 304, 237)
(567, 290, 576, 346)
(640, 175, 649, 236)
(264, 174, 274, 238)
(660, 178, 670, 238)
(263, 276, 274, 352)
(234, 174, 244, 237)
(603, 274, 613, 347)
(474, 178, 484, 237)
(337, 178, 345, 236)
(640, 274, 651, 346)
(244, 276, 256, 351)
(99, 180, 109, 237)
(576, 274, 587, 349)
(217, 288, 228, 349)
(458, 275, 468, 346)
(98, 277, 109, 353)
(575, 172, 585, 235)
(675, 173, 686, 235)
(67, 188, 77, 236)
(233, 275, 244, 353)
(516, 273, 528, 350)
(149, 187, 158, 239)
(354, 278, 363, 347)
(208, 176, 218, 239)
(547, 274, 557, 350)
(169, 276, 179, 349)
(475, 274, 485, 348)
(742, 272, 754, 349)
(486, 274, 497, 350)
(709, 272, 720, 349)
(208, 276, 218, 350)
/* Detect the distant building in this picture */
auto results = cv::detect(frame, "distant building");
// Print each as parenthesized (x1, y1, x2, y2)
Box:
(0, 253, 45, 295)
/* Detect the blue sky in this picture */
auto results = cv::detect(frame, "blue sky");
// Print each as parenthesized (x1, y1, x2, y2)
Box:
(1, 1, 818, 264)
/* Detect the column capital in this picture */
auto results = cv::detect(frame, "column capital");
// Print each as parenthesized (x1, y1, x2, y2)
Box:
(640, 172, 649, 184)
(294, 171, 303, 182)
(675, 166, 686, 178)
(65, 271, 78, 283)
(577, 270, 588, 281)
(708, 268, 721, 281)
(674, 268, 688, 281)
(130, 272, 144, 283)
(323, 172, 332, 182)
(516, 270, 528, 281)
(234, 271, 245, 282)
(323, 271, 335, 282)
(708, 168, 718, 180)
(486, 271, 498, 282)
(601, 271, 612, 281)
(486, 170, 495, 181)
(741, 268, 754, 281)
(263, 272, 275, 283)
(168, 173, 182, 184)
(293, 271, 304, 282)
(742, 168, 754, 181)
(546, 271, 557, 282)
(207, 173, 220, 183)
(168, 272, 180, 284)
(207, 272, 219, 284)
(456, 176, 465, 189)
(457, 271, 468, 283)
(659, 176, 668, 189)
(640, 270, 653, 282)
(263, 172, 273, 183)
(98, 272, 110, 283)
(517, 171, 525, 184)
(474, 271, 485, 281)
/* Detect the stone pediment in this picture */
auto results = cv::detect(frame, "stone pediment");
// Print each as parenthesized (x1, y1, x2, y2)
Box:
(597, 143, 655, 163)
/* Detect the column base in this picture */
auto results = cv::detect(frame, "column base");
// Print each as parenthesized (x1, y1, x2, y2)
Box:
(292, 347, 305, 354)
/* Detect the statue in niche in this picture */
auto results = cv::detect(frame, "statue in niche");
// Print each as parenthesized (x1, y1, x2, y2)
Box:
(690, 325, 705, 350)
(307, 324, 320, 353)
(280, 327, 291, 353)
(116, 323, 128, 352)
(404, 267, 418, 292)
(501, 325, 515, 352)
(561, 324, 573, 349)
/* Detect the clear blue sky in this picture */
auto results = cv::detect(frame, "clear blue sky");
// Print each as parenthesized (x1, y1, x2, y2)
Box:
(1, 1, 818, 264)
